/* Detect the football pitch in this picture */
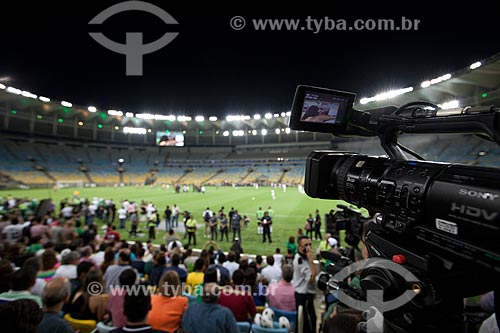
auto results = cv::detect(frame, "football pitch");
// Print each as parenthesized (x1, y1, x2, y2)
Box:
(0, 185, 365, 256)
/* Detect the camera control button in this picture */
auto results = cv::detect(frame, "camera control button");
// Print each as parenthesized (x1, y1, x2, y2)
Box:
(392, 254, 406, 264)
(413, 187, 421, 194)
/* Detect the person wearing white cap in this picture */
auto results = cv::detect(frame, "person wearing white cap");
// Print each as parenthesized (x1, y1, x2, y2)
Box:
(328, 237, 338, 248)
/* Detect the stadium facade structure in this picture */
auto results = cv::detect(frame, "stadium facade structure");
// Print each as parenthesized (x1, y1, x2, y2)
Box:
(0, 53, 499, 188)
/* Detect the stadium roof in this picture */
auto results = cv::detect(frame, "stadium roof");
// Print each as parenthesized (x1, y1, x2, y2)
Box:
(1, 51, 499, 133)
(357, 52, 500, 110)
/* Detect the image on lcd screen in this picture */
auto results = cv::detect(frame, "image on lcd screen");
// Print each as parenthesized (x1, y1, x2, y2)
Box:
(300, 91, 346, 124)
(156, 131, 185, 146)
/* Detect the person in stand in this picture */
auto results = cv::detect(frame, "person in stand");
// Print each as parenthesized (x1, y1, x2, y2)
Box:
(109, 289, 168, 333)
(262, 211, 272, 243)
(38, 277, 73, 333)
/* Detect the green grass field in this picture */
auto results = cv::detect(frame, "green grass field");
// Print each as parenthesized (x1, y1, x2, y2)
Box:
(0, 185, 366, 256)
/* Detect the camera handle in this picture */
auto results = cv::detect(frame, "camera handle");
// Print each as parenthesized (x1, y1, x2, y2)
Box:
(376, 105, 500, 160)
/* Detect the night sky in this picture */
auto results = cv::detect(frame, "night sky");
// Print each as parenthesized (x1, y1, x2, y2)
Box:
(1, 1, 499, 116)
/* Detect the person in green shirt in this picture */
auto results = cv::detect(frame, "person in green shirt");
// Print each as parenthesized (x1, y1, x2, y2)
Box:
(256, 207, 264, 221)
(28, 236, 43, 254)
(267, 206, 275, 218)
(0, 268, 42, 307)
(286, 236, 298, 256)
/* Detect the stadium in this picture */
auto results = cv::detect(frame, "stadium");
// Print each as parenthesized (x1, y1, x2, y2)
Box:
(0, 3, 499, 333)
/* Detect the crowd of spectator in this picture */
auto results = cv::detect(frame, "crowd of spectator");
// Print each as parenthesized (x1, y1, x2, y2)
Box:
(0, 195, 497, 333)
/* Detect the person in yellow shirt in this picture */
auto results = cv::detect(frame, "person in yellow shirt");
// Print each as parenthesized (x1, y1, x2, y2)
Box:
(186, 258, 205, 295)
(185, 211, 198, 246)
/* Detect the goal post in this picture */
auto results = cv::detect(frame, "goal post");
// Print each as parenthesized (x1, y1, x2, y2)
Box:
(55, 180, 85, 189)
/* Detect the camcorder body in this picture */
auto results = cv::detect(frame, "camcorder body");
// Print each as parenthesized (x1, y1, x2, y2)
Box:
(289, 85, 500, 332)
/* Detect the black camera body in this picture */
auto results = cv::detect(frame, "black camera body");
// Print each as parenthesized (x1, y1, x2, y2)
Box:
(306, 151, 500, 275)
(290, 85, 500, 332)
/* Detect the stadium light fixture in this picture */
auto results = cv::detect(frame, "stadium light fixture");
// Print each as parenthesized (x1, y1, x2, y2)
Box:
(273, 113, 280, 118)
(421, 73, 451, 88)
(125, 112, 134, 117)
(108, 110, 123, 116)
(232, 130, 244, 136)
(6, 87, 22, 95)
(285, 128, 291, 134)
(275, 128, 281, 134)
(360, 87, 414, 105)
(209, 116, 218, 121)
(61, 101, 72, 108)
(223, 130, 229, 137)
(136, 113, 154, 120)
(280, 112, 286, 117)
(285, 111, 291, 117)
(21, 91, 37, 99)
(195, 116, 204, 122)
(123, 126, 146, 134)
(253, 114, 261, 120)
(226, 115, 242, 121)
(439, 100, 459, 109)
(252, 130, 257, 135)
(469, 61, 481, 70)
(177, 116, 191, 122)
(118, 158, 125, 163)
(420, 81, 431, 88)
(0, 83, 5, 89)
(88, 106, 97, 112)
(264, 113, 273, 119)
(261, 129, 267, 136)
(39, 96, 51, 102)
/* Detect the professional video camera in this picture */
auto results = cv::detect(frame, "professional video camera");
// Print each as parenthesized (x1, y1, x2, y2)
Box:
(289, 85, 500, 332)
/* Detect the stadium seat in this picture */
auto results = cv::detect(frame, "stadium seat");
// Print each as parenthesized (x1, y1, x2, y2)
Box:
(252, 324, 288, 333)
(64, 313, 97, 333)
(236, 321, 252, 333)
(256, 305, 266, 313)
(182, 292, 198, 303)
